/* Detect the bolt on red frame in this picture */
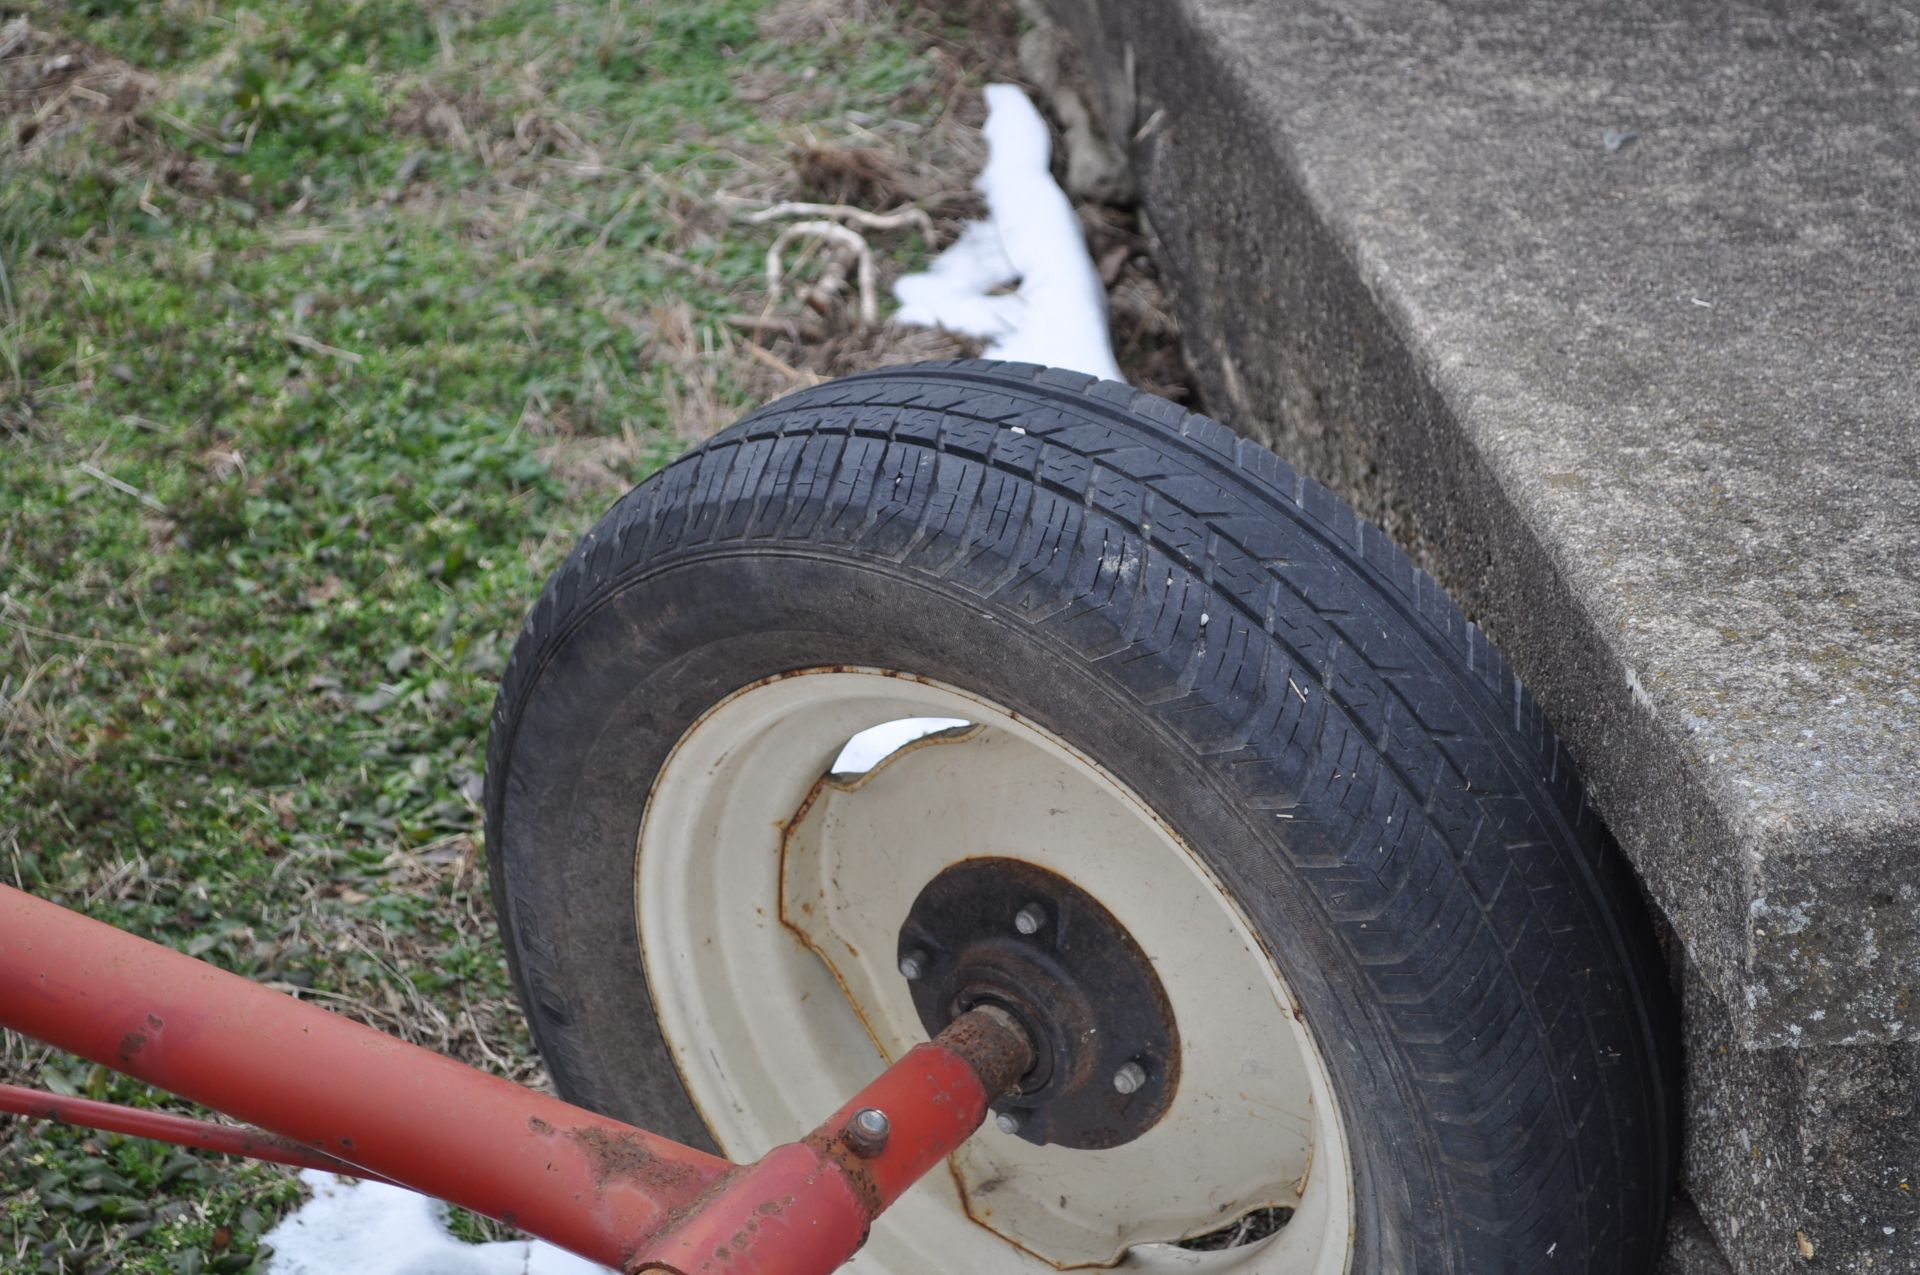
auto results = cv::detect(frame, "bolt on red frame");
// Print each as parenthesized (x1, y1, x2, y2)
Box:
(0, 884, 1032, 1275)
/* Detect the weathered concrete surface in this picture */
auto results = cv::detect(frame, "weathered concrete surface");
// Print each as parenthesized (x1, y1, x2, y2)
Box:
(1653, 1199, 1734, 1275)
(1037, 0, 1920, 1265)
(1681, 959, 1919, 1271)
(1040, 0, 1920, 1053)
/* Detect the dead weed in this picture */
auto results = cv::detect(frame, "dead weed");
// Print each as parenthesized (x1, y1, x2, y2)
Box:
(1, 17, 155, 150)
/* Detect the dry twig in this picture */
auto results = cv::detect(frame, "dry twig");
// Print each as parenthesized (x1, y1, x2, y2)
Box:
(765, 219, 877, 328)
(74, 461, 165, 511)
(737, 198, 933, 240)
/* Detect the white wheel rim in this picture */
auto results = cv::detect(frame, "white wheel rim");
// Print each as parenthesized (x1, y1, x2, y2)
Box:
(637, 670, 1353, 1273)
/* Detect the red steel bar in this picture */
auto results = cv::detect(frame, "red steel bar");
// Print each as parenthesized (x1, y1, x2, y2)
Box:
(0, 1081, 400, 1184)
(0, 885, 1035, 1275)
(0, 884, 730, 1269)
(632, 1006, 1032, 1275)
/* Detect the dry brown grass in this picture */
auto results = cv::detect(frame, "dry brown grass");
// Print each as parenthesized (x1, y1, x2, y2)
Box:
(791, 140, 912, 208)
(1, 17, 154, 148)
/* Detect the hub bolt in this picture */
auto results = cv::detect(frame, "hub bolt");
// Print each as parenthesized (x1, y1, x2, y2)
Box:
(994, 1110, 1023, 1135)
(1112, 1061, 1148, 1095)
(847, 1107, 891, 1157)
(1013, 903, 1046, 935)
(899, 949, 929, 981)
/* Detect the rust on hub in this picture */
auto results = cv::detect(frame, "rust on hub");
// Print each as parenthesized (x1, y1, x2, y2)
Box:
(935, 1004, 1034, 1101)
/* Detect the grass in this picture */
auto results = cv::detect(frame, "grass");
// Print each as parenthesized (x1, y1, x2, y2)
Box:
(0, 0, 1042, 1269)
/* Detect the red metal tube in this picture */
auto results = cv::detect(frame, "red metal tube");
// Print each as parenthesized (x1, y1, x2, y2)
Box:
(630, 1007, 1033, 1275)
(629, 1142, 868, 1275)
(0, 1082, 400, 1184)
(0, 884, 730, 1269)
(0, 886, 1033, 1275)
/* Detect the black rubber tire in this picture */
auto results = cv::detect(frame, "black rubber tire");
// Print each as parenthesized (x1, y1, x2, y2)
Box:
(484, 361, 1675, 1274)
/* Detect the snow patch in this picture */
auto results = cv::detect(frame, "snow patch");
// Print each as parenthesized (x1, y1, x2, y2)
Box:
(893, 85, 1123, 383)
(832, 717, 972, 773)
(265, 1171, 611, 1275)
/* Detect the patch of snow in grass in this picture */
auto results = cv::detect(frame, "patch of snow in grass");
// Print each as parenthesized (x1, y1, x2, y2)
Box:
(894, 85, 1124, 383)
(265, 1171, 611, 1275)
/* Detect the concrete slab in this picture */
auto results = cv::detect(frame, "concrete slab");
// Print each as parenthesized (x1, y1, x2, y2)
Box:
(1042, 0, 1920, 1056)
(1681, 959, 1918, 1271)
(1036, 0, 1919, 1264)
(1654, 1199, 1733, 1275)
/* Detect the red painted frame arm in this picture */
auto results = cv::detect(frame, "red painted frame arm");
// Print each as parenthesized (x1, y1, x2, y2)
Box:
(0, 884, 1029, 1275)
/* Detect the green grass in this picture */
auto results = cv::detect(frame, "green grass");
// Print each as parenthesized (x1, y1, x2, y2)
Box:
(0, 0, 1004, 1268)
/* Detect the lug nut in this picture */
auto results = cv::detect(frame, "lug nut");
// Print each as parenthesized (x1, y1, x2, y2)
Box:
(847, 1107, 890, 1157)
(1013, 903, 1046, 935)
(899, 949, 929, 980)
(1112, 1061, 1148, 1095)
(994, 1111, 1022, 1135)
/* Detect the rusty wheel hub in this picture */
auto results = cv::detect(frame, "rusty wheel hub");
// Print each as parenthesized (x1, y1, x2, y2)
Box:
(896, 857, 1179, 1150)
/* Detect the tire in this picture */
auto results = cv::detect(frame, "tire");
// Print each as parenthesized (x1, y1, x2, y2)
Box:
(484, 360, 1675, 1274)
